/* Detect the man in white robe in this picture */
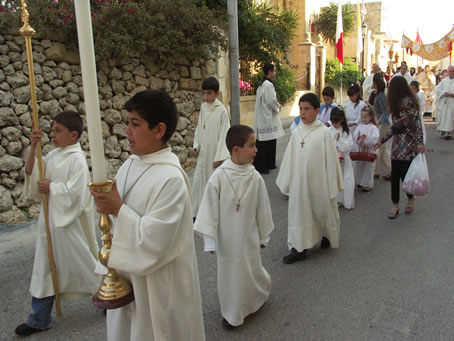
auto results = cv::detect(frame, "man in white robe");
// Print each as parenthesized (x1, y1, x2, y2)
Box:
(253, 63, 283, 174)
(92, 90, 205, 341)
(277, 93, 344, 264)
(194, 125, 274, 329)
(192, 77, 230, 218)
(362, 63, 380, 103)
(436, 66, 454, 138)
(392, 64, 413, 84)
(16, 111, 99, 337)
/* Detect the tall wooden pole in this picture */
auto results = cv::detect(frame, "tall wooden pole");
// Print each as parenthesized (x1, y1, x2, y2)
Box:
(19, 0, 62, 317)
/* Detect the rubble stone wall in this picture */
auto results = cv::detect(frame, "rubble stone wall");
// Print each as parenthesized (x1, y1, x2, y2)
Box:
(0, 33, 215, 224)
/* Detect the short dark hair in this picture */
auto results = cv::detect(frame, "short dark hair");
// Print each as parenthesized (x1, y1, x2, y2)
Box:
(373, 73, 386, 93)
(322, 86, 335, 98)
(410, 80, 420, 90)
(347, 83, 362, 102)
(202, 77, 220, 92)
(299, 93, 320, 109)
(226, 125, 254, 154)
(124, 90, 178, 144)
(263, 63, 275, 76)
(53, 111, 83, 139)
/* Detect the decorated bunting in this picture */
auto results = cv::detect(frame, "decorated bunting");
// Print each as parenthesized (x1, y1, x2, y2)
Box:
(401, 28, 454, 61)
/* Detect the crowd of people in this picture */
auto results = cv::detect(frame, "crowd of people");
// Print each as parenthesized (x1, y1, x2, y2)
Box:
(13, 60, 452, 340)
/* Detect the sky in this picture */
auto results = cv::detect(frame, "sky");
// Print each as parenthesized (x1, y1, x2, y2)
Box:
(321, 0, 453, 44)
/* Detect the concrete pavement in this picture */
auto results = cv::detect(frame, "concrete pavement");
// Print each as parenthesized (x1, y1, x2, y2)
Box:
(2, 121, 454, 340)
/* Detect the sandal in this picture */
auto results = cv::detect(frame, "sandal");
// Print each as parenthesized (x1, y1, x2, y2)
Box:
(388, 206, 399, 219)
(405, 198, 415, 214)
(383, 174, 392, 181)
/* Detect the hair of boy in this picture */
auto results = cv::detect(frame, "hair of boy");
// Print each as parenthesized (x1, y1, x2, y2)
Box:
(347, 83, 363, 106)
(373, 73, 386, 93)
(201, 77, 220, 92)
(322, 86, 335, 98)
(330, 106, 350, 135)
(361, 104, 378, 125)
(410, 80, 420, 91)
(387, 76, 418, 117)
(53, 111, 83, 139)
(225, 124, 255, 154)
(124, 90, 178, 144)
(263, 63, 275, 77)
(299, 93, 320, 109)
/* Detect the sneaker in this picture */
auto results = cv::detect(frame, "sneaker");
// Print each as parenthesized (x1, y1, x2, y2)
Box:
(321, 237, 331, 249)
(15, 323, 47, 336)
(282, 248, 307, 264)
(222, 318, 235, 330)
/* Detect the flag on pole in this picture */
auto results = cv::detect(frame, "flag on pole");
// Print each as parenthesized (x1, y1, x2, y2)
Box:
(415, 30, 423, 44)
(336, 4, 344, 64)
(356, 1, 363, 62)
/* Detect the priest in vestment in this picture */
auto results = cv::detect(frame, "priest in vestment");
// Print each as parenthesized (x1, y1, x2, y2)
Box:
(436, 66, 454, 138)
(253, 62, 283, 174)
(362, 63, 380, 103)
(277, 93, 344, 264)
(392, 64, 413, 84)
(92, 90, 205, 341)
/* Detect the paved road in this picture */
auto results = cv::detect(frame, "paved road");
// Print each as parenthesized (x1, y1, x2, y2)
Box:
(2, 121, 454, 340)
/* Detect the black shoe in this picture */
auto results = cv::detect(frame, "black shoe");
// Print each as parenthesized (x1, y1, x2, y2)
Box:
(15, 323, 47, 336)
(321, 237, 331, 249)
(222, 318, 235, 330)
(258, 169, 269, 174)
(282, 248, 307, 264)
(269, 165, 277, 170)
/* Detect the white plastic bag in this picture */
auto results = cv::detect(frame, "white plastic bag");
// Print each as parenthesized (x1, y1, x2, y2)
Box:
(402, 153, 430, 196)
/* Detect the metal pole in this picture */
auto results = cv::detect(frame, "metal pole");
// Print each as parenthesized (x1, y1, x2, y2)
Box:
(228, 0, 240, 125)
(19, 0, 62, 317)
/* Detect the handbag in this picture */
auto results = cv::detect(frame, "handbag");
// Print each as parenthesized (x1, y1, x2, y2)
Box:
(350, 145, 376, 162)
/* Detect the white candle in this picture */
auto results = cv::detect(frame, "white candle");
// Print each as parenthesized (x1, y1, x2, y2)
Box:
(74, 0, 107, 184)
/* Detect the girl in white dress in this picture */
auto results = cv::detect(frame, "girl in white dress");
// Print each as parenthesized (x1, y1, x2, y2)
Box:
(329, 106, 355, 209)
(346, 83, 366, 134)
(352, 105, 380, 192)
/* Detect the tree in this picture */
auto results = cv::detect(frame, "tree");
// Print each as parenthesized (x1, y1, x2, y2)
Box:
(316, 2, 355, 47)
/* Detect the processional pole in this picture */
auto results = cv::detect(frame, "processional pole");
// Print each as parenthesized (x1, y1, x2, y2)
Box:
(73, 0, 134, 309)
(19, 0, 62, 317)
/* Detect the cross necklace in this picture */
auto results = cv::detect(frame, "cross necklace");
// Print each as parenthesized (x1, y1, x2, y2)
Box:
(122, 159, 153, 201)
(221, 169, 254, 211)
(202, 111, 215, 130)
(297, 126, 319, 148)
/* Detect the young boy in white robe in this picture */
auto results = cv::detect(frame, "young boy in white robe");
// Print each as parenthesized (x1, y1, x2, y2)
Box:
(91, 90, 205, 341)
(329, 106, 355, 209)
(277, 93, 344, 264)
(16, 111, 99, 337)
(192, 77, 231, 218)
(352, 106, 380, 192)
(194, 125, 274, 330)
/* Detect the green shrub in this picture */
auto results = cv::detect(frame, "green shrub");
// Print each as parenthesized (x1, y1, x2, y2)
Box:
(251, 65, 297, 105)
(325, 57, 363, 88)
(1, 0, 227, 63)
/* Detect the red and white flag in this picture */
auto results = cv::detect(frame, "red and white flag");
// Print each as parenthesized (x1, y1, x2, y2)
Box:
(336, 4, 344, 64)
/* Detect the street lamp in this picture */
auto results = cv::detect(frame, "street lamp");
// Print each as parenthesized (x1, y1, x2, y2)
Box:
(361, 22, 367, 75)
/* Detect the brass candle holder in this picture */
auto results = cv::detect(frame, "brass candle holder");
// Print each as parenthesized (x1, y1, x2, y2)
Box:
(90, 181, 134, 309)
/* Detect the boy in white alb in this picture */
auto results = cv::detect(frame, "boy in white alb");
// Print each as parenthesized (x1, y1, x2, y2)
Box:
(192, 77, 231, 218)
(91, 90, 205, 341)
(194, 125, 274, 330)
(277, 93, 343, 264)
(16, 111, 99, 337)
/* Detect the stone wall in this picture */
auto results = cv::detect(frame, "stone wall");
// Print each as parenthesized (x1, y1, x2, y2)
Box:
(0, 33, 216, 224)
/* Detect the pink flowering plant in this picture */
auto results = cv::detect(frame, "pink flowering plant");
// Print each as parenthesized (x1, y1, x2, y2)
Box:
(239, 80, 253, 96)
(1, 0, 227, 62)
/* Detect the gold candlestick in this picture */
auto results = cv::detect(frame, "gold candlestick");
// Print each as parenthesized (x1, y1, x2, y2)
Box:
(90, 181, 134, 309)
